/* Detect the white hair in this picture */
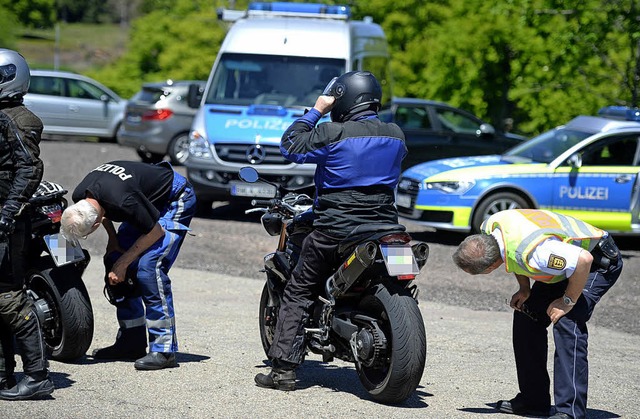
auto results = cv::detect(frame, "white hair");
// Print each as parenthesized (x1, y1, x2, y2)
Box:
(60, 199, 100, 242)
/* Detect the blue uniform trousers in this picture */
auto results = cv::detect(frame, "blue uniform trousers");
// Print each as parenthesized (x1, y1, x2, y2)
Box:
(512, 249, 622, 418)
(113, 174, 195, 353)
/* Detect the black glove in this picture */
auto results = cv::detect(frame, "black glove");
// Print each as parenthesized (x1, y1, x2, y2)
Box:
(0, 215, 15, 240)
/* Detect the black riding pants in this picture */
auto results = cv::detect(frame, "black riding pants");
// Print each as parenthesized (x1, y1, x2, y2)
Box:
(267, 230, 342, 365)
(0, 214, 48, 377)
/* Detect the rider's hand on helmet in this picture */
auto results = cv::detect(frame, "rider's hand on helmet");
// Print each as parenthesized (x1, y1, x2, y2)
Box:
(313, 95, 336, 116)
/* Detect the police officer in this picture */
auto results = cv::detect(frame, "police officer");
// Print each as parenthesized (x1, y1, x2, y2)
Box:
(60, 160, 196, 370)
(0, 49, 52, 400)
(254, 71, 407, 390)
(452, 209, 622, 419)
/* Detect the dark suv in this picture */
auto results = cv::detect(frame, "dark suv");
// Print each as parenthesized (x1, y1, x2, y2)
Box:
(379, 97, 526, 169)
(117, 80, 205, 165)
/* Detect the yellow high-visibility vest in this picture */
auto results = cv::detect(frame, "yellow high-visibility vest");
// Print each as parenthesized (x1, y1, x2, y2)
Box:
(482, 209, 604, 283)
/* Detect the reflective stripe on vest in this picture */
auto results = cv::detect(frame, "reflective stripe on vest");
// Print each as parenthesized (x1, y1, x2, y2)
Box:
(481, 209, 604, 283)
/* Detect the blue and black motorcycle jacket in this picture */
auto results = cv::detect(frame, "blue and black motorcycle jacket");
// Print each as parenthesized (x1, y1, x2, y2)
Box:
(280, 108, 406, 238)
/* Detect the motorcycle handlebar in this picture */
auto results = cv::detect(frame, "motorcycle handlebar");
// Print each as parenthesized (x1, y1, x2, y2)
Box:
(250, 198, 277, 207)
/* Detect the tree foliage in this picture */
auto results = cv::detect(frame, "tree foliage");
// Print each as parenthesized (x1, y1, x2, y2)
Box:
(0, 0, 56, 29)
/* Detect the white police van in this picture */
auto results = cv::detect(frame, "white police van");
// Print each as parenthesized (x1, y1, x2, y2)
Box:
(185, 2, 391, 210)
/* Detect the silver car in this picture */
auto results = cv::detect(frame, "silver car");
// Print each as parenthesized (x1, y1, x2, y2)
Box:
(24, 70, 126, 141)
(117, 80, 205, 165)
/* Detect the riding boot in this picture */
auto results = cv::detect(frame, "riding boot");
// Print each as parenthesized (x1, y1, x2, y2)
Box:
(92, 326, 147, 360)
(0, 330, 16, 390)
(254, 359, 297, 391)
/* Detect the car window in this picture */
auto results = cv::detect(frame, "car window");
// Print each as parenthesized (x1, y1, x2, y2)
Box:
(580, 136, 639, 166)
(435, 108, 480, 134)
(395, 106, 431, 129)
(67, 79, 105, 100)
(29, 75, 64, 96)
(134, 87, 169, 103)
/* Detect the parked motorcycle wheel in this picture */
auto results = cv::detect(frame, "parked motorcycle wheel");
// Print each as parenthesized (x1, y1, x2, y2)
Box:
(355, 283, 426, 404)
(258, 282, 279, 357)
(26, 266, 94, 362)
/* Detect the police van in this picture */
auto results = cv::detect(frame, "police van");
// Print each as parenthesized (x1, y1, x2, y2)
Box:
(185, 2, 392, 210)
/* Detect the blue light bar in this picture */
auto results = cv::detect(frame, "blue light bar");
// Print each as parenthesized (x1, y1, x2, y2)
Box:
(248, 2, 350, 17)
(598, 106, 640, 122)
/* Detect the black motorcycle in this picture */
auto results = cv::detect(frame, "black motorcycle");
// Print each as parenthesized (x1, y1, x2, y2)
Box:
(239, 167, 430, 404)
(24, 181, 93, 362)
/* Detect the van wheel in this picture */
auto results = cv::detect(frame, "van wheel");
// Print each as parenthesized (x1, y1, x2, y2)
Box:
(471, 192, 529, 233)
(169, 133, 190, 165)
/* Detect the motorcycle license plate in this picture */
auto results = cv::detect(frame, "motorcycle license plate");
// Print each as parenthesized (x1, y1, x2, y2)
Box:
(230, 181, 276, 198)
(380, 244, 419, 276)
(44, 234, 86, 267)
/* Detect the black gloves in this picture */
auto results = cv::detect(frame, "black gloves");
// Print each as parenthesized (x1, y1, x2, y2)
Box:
(0, 202, 21, 240)
(0, 214, 15, 240)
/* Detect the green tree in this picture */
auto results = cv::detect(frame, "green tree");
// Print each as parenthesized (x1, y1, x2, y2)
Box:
(0, 7, 19, 48)
(0, 0, 56, 29)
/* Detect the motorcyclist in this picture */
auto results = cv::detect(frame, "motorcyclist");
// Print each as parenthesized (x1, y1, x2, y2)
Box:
(254, 71, 407, 391)
(0, 48, 52, 400)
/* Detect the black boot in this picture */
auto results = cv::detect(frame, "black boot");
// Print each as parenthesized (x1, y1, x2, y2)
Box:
(255, 363, 296, 391)
(0, 372, 54, 400)
(0, 375, 17, 390)
(92, 326, 147, 360)
(134, 352, 177, 370)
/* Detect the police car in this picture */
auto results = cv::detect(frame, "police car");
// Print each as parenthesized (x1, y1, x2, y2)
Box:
(396, 106, 640, 234)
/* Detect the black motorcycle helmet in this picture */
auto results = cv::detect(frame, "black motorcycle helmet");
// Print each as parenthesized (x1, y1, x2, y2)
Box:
(324, 71, 382, 122)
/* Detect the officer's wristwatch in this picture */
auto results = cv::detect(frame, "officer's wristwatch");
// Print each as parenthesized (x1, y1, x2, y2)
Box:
(562, 294, 576, 306)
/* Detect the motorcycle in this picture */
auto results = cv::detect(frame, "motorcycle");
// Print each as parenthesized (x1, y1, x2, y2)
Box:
(24, 181, 93, 362)
(239, 167, 430, 404)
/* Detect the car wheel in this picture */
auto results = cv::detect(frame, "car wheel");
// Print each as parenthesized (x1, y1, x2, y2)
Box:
(168, 133, 190, 166)
(136, 149, 164, 164)
(471, 191, 529, 233)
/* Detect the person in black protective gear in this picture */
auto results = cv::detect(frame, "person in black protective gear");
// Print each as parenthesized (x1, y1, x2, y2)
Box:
(254, 71, 407, 391)
(60, 160, 196, 370)
(452, 209, 622, 419)
(0, 48, 53, 400)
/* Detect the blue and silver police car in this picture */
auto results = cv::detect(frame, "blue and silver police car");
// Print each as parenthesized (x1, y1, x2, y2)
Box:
(396, 107, 640, 234)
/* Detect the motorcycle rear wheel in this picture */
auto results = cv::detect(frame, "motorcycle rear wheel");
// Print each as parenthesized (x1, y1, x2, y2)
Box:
(26, 266, 94, 362)
(355, 283, 426, 405)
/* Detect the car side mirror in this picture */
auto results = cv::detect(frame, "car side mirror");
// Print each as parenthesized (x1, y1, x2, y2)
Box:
(187, 84, 204, 108)
(100, 94, 110, 102)
(567, 153, 582, 168)
(477, 123, 496, 137)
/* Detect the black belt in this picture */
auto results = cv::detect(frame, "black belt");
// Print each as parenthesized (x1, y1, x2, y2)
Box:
(590, 235, 619, 271)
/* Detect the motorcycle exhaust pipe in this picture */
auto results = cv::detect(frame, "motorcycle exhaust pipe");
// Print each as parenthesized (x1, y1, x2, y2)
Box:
(412, 242, 430, 270)
(328, 241, 377, 298)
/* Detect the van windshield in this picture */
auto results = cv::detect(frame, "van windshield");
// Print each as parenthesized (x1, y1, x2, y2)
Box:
(205, 53, 345, 108)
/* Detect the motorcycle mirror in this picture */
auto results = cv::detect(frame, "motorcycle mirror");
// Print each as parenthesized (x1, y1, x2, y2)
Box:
(238, 167, 259, 183)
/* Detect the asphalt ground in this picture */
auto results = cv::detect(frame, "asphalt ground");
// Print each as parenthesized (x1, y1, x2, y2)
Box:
(0, 140, 637, 418)
(1, 261, 638, 418)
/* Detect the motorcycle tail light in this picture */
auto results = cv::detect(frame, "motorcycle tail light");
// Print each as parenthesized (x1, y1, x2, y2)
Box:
(397, 274, 416, 280)
(379, 233, 411, 244)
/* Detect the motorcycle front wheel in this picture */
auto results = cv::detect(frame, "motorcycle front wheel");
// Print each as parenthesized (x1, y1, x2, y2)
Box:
(355, 283, 426, 405)
(258, 281, 279, 357)
(26, 265, 94, 362)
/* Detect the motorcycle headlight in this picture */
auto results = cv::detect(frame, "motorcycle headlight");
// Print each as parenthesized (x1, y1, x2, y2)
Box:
(425, 180, 475, 194)
(188, 130, 213, 160)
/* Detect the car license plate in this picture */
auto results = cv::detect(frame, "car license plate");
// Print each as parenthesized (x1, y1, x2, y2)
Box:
(396, 193, 412, 209)
(230, 182, 277, 198)
(380, 244, 419, 276)
(126, 114, 142, 124)
(44, 233, 86, 267)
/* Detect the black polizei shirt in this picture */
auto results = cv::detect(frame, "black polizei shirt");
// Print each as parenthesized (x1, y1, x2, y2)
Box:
(72, 160, 173, 234)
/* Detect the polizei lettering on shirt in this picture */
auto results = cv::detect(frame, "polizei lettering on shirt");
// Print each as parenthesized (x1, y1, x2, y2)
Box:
(558, 186, 609, 200)
(92, 163, 133, 181)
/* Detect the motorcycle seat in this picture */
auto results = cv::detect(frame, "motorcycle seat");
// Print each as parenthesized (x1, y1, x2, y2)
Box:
(338, 223, 406, 255)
